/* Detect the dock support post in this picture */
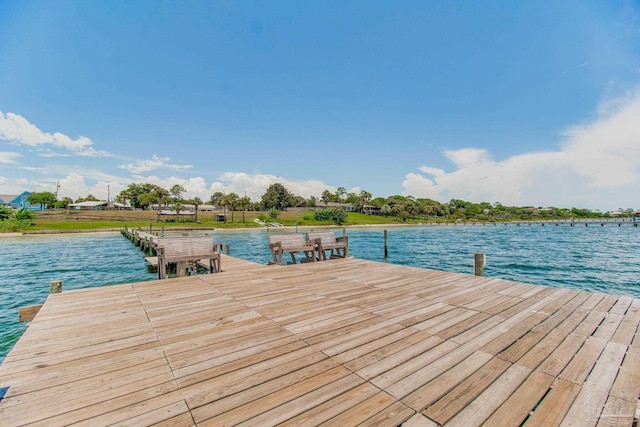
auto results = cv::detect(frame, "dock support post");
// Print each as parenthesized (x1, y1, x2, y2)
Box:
(474, 253, 485, 276)
(384, 230, 388, 258)
(50, 280, 62, 294)
(343, 228, 349, 257)
(225, 244, 230, 255)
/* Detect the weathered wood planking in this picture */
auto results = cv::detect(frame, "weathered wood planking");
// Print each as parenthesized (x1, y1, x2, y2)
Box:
(1, 255, 638, 426)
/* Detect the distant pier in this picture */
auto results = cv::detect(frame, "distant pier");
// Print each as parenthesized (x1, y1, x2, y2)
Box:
(438, 218, 639, 227)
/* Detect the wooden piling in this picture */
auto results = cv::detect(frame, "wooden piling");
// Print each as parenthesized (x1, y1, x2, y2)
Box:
(384, 230, 388, 258)
(474, 253, 485, 276)
(50, 280, 62, 294)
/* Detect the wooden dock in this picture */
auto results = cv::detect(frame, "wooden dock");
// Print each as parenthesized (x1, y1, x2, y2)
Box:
(1, 256, 638, 426)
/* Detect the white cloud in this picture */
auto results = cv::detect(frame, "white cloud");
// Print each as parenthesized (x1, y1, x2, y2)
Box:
(119, 155, 193, 174)
(0, 151, 21, 163)
(0, 111, 110, 157)
(403, 90, 640, 210)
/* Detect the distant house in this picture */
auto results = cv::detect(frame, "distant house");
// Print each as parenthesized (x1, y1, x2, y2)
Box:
(362, 205, 382, 215)
(68, 201, 108, 210)
(113, 201, 133, 210)
(0, 191, 44, 210)
(314, 202, 359, 212)
(525, 207, 540, 216)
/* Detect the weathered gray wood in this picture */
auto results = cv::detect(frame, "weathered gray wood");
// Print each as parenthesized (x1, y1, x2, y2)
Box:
(474, 253, 485, 276)
(18, 304, 43, 322)
(156, 236, 222, 279)
(307, 231, 349, 259)
(49, 280, 62, 294)
(268, 234, 318, 265)
(1, 256, 638, 426)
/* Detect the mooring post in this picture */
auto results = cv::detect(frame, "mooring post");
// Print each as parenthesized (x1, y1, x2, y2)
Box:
(225, 244, 230, 255)
(341, 227, 349, 257)
(474, 253, 485, 276)
(49, 280, 62, 294)
(384, 230, 388, 258)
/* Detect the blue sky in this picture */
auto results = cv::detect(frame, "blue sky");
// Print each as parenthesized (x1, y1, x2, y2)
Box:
(1, 1, 639, 210)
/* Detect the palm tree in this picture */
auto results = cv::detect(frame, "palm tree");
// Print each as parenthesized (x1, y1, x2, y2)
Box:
(218, 195, 230, 223)
(240, 195, 251, 223)
(357, 190, 372, 213)
(227, 193, 239, 222)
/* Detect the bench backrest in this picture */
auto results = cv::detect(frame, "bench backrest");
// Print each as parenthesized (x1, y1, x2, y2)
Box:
(306, 231, 339, 246)
(268, 234, 307, 250)
(157, 236, 216, 258)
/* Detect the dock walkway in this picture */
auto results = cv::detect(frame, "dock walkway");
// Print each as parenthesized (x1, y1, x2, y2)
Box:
(0, 256, 638, 426)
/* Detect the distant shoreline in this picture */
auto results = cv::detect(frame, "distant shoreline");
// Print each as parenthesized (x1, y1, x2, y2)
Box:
(0, 223, 423, 238)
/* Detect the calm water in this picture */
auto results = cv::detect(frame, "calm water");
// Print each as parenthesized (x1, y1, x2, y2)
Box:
(1, 224, 638, 362)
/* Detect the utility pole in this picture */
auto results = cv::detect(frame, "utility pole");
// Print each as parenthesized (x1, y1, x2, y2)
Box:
(107, 185, 110, 210)
(54, 181, 60, 208)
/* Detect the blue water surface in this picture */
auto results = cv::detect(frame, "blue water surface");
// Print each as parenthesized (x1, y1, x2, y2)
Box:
(1, 224, 638, 362)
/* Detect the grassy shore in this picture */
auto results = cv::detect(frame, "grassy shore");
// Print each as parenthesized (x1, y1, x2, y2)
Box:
(1, 209, 433, 234)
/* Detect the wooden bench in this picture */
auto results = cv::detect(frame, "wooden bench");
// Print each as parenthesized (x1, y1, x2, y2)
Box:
(268, 234, 319, 265)
(156, 236, 222, 279)
(306, 231, 348, 260)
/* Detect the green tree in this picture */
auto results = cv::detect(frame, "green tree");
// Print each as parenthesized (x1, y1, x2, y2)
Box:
(56, 197, 73, 209)
(170, 184, 186, 202)
(226, 193, 239, 222)
(117, 183, 168, 209)
(27, 192, 56, 210)
(335, 187, 347, 202)
(218, 194, 231, 222)
(357, 190, 372, 212)
(306, 196, 317, 208)
(75, 194, 99, 203)
(345, 192, 358, 204)
(321, 190, 331, 206)
(261, 183, 295, 210)
(0, 205, 12, 220)
(209, 191, 224, 206)
(239, 195, 251, 223)
(137, 193, 158, 210)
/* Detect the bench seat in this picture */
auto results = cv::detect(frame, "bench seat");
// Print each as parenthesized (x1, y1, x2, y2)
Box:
(268, 234, 319, 265)
(306, 231, 348, 260)
(156, 236, 222, 279)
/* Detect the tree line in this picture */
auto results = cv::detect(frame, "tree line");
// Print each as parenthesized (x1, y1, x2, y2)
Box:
(17, 182, 635, 222)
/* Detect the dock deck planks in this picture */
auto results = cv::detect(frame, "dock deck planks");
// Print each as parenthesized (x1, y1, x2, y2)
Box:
(1, 255, 638, 426)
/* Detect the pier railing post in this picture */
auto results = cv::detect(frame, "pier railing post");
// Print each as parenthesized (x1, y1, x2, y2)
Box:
(50, 280, 62, 294)
(474, 253, 485, 276)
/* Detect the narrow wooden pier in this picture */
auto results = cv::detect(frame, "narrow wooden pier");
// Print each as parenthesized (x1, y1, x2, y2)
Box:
(1, 256, 638, 426)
